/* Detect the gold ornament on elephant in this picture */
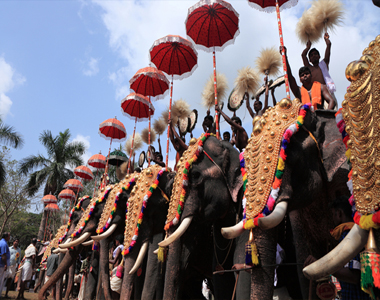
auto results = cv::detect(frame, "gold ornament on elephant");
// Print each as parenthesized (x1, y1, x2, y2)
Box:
(343, 34, 380, 214)
(165, 134, 206, 228)
(41, 225, 67, 264)
(244, 99, 302, 220)
(123, 165, 163, 250)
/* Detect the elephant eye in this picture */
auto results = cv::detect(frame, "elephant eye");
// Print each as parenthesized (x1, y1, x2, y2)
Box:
(191, 170, 201, 181)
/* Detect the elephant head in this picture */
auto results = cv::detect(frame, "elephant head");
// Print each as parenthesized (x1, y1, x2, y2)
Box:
(304, 34, 380, 281)
(159, 134, 243, 299)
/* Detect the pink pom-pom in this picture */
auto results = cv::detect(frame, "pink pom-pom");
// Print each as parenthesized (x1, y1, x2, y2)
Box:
(267, 196, 275, 211)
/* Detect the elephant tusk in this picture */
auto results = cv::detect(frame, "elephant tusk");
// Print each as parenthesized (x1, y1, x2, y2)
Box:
(129, 241, 149, 275)
(303, 224, 368, 280)
(91, 224, 117, 241)
(52, 248, 60, 254)
(82, 240, 94, 246)
(59, 232, 91, 248)
(158, 216, 193, 247)
(221, 220, 244, 239)
(257, 201, 288, 230)
(153, 249, 159, 254)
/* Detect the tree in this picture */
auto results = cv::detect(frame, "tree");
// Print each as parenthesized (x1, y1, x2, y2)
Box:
(0, 147, 31, 235)
(19, 129, 85, 240)
(0, 119, 24, 186)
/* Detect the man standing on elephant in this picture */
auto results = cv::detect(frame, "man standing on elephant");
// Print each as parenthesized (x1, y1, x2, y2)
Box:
(301, 33, 337, 109)
(280, 46, 335, 111)
(215, 104, 248, 152)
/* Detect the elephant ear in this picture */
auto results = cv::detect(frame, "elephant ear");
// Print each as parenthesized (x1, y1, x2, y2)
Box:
(221, 141, 243, 203)
(315, 110, 347, 182)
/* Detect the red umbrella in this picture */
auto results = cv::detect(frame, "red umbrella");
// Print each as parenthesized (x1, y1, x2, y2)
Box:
(150, 35, 198, 167)
(74, 165, 94, 181)
(248, 0, 298, 99)
(99, 117, 127, 188)
(63, 179, 83, 193)
(88, 152, 106, 169)
(186, 0, 239, 138)
(58, 189, 76, 201)
(129, 67, 169, 99)
(121, 93, 155, 172)
(45, 203, 59, 212)
(42, 194, 57, 204)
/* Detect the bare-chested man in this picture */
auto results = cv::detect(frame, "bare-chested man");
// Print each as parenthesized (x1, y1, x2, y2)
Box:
(215, 104, 248, 152)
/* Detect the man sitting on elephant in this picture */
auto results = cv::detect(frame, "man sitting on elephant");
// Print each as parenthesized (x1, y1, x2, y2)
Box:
(280, 46, 335, 110)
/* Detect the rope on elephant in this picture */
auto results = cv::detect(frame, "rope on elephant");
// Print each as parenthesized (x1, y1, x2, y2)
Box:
(212, 262, 304, 274)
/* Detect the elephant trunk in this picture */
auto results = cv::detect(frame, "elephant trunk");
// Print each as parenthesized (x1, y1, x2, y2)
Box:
(303, 224, 368, 280)
(141, 233, 164, 300)
(119, 242, 140, 300)
(38, 246, 82, 300)
(63, 263, 75, 300)
(99, 237, 112, 300)
(163, 236, 182, 300)
(158, 216, 193, 247)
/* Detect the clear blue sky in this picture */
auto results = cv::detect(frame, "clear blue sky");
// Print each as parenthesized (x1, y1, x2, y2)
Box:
(1, 0, 379, 177)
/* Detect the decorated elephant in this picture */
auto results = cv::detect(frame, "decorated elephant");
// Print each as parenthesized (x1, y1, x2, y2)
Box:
(220, 99, 351, 299)
(37, 195, 92, 300)
(304, 35, 380, 297)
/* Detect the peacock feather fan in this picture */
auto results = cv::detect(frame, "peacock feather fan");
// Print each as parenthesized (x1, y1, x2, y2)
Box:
(202, 72, 228, 109)
(141, 127, 157, 145)
(153, 118, 166, 135)
(172, 99, 191, 121)
(255, 47, 282, 77)
(296, 10, 321, 44)
(235, 67, 260, 99)
(310, 0, 344, 33)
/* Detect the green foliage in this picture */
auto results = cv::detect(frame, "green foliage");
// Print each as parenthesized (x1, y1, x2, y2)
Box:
(2, 211, 42, 250)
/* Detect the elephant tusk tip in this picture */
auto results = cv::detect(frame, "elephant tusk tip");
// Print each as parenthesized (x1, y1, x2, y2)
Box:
(153, 249, 159, 254)
(157, 240, 167, 247)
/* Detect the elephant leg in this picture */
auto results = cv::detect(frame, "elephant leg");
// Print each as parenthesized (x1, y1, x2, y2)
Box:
(64, 263, 75, 300)
(38, 248, 82, 300)
(84, 250, 99, 300)
(99, 238, 112, 300)
(250, 227, 277, 300)
(141, 233, 163, 300)
(233, 230, 251, 300)
(163, 236, 181, 300)
(96, 271, 106, 300)
(120, 241, 140, 300)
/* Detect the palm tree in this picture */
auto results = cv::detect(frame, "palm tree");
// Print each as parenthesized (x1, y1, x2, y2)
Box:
(0, 119, 24, 186)
(19, 129, 85, 240)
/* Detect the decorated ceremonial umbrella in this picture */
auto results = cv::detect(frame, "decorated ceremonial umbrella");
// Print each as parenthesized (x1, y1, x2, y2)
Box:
(88, 152, 106, 169)
(42, 194, 59, 241)
(74, 165, 94, 181)
(99, 117, 127, 187)
(186, 0, 239, 138)
(63, 179, 83, 193)
(150, 35, 198, 166)
(58, 189, 76, 201)
(108, 149, 128, 166)
(248, 0, 298, 99)
(121, 93, 155, 172)
(130, 66, 170, 165)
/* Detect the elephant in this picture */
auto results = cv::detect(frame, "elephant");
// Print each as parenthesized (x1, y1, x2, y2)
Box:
(37, 195, 92, 300)
(304, 35, 380, 283)
(220, 100, 350, 299)
(157, 134, 244, 300)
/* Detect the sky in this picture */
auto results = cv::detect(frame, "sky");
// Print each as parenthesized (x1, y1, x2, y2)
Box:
(0, 0, 379, 195)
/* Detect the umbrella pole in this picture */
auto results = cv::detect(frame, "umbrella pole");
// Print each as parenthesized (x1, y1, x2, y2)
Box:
(128, 117, 137, 174)
(102, 139, 113, 189)
(213, 49, 220, 139)
(275, 0, 291, 100)
(148, 97, 151, 166)
(165, 75, 174, 168)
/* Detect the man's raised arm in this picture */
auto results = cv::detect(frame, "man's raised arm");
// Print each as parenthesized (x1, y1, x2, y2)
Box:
(301, 40, 312, 67)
